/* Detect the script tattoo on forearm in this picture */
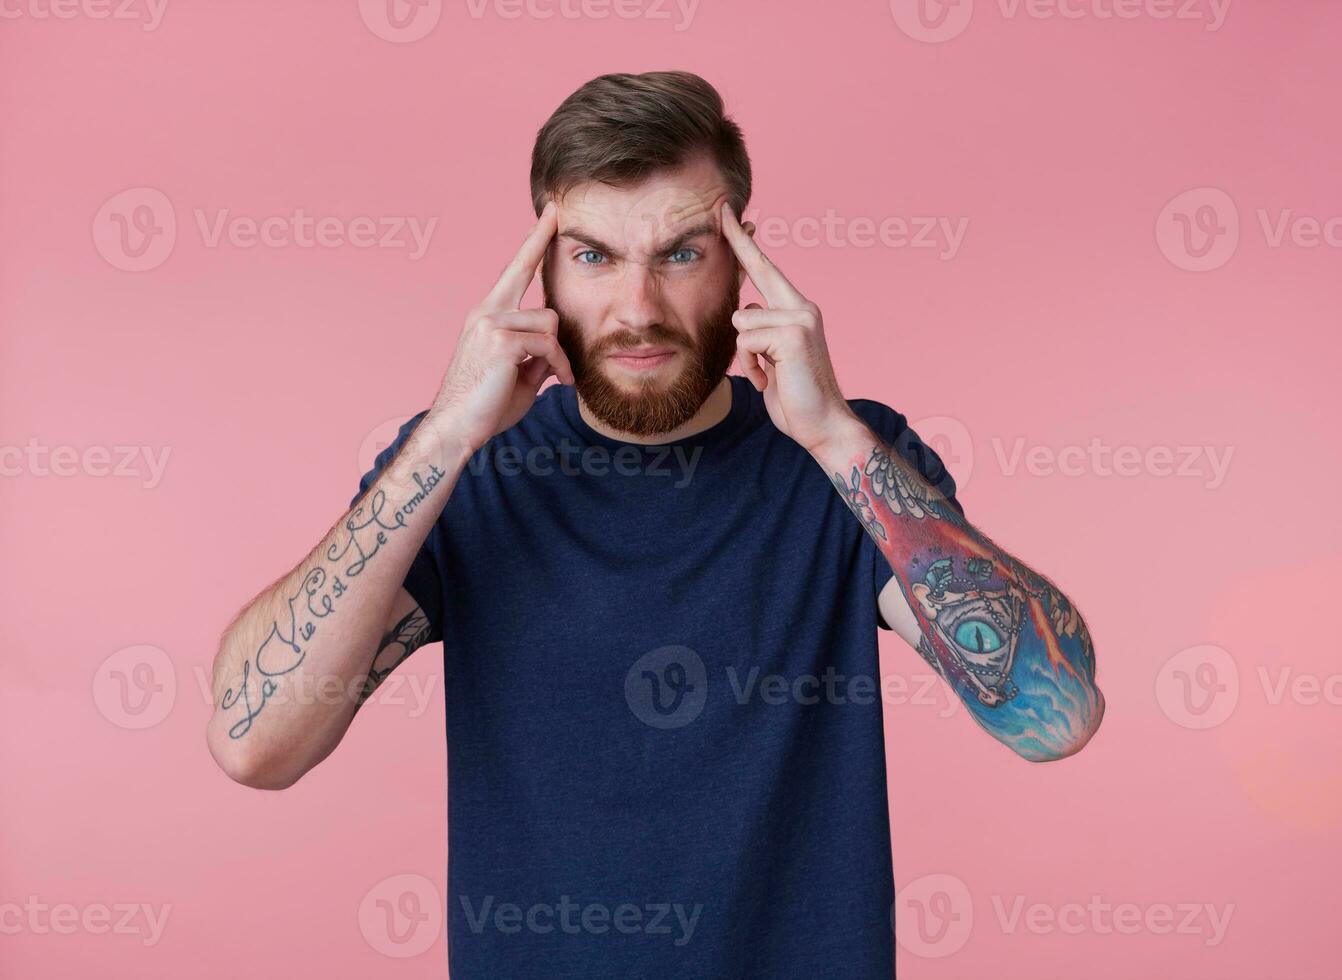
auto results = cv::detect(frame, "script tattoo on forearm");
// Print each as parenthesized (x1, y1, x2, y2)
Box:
(219, 466, 446, 740)
(835, 444, 1100, 760)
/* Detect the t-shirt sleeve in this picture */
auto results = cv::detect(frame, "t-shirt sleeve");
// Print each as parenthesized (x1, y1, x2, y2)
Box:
(847, 400, 966, 631)
(350, 410, 445, 643)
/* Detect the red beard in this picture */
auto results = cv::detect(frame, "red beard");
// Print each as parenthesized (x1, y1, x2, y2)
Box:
(547, 282, 740, 437)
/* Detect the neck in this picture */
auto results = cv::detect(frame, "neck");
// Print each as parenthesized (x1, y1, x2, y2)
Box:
(576, 376, 733, 444)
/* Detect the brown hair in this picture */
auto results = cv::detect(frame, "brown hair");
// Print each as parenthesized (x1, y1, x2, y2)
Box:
(529, 71, 751, 218)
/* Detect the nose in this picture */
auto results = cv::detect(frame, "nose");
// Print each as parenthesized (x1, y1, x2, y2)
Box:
(612, 261, 665, 333)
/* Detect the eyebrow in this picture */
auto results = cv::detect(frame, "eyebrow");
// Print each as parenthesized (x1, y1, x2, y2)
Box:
(559, 220, 717, 260)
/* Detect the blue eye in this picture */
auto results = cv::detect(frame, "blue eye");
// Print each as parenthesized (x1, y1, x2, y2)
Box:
(667, 248, 699, 264)
(576, 250, 605, 265)
(953, 619, 1004, 654)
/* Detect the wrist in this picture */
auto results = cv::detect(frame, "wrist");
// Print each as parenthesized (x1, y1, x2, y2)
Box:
(806, 406, 873, 468)
(414, 407, 478, 472)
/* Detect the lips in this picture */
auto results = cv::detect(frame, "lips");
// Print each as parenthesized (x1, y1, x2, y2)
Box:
(607, 346, 675, 359)
(605, 346, 678, 371)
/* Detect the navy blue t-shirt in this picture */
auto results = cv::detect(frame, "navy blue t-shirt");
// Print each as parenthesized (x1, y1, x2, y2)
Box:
(354, 375, 960, 979)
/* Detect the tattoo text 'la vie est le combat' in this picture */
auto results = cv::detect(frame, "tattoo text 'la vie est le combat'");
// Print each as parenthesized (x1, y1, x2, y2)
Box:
(220, 465, 446, 740)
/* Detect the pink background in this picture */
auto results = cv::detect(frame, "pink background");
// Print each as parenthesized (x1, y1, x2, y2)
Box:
(2, 1, 1340, 976)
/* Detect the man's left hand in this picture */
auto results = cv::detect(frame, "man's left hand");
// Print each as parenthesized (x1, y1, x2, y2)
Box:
(721, 202, 860, 458)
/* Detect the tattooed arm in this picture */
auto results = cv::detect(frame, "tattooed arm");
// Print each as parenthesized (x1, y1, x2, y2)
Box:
(206, 202, 572, 790)
(718, 201, 1103, 763)
(206, 424, 466, 790)
(822, 423, 1104, 761)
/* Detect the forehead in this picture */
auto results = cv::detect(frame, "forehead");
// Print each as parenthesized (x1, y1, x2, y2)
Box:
(555, 155, 729, 251)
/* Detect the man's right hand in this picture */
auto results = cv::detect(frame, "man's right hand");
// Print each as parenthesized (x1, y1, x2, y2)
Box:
(425, 201, 574, 456)
(207, 205, 573, 790)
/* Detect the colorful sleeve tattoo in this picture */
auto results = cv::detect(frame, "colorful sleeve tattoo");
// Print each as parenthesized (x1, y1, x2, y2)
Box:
(832, 435, 1104, 761)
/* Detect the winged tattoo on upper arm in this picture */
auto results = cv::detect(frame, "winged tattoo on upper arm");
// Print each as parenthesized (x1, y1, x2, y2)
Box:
(354, 603, 434, 709)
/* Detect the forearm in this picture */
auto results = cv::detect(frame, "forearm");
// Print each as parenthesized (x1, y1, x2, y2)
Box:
(812, 412, 1104, 762)
(206, 413, 467, 788)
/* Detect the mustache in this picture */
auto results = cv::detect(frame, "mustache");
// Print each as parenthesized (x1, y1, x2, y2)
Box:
(587, 324, 692, 357)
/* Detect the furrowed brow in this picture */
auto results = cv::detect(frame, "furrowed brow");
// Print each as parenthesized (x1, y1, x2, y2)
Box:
(558, 220, 717, 261)
(656, 221, 717, 257)
(559, 226, 623, 259)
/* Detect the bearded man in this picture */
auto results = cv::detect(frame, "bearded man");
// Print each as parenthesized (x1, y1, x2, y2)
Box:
(207, 70, 1104, 979)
